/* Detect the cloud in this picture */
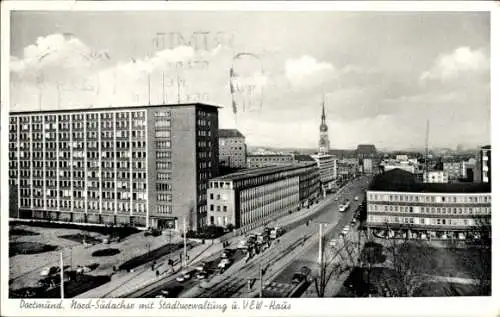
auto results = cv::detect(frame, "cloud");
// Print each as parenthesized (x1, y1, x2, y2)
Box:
(284, 55, 335, 88)
(420, 47, 489, 82)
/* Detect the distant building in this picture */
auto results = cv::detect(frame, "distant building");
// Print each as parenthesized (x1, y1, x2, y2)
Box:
(356, 144, 377, 160)
(206, 164, 320, 229)
(338, 159, 358, 180)
(292, 154, 315, 164)
(311, 153, 338, 193)
(8, 103, 220, 231)
(366, 169, 491, 240)
(481, 145, 491, 184)
(246, 154, 293, 168)
(218, 129, 246, 169)
(423, 170, 449, 183)
(396, 155, 409, 161)
(381, 160, 418, 174)
(362, 158, 373, 175)
(443, 162, 463, 180)
(318, 101, 330, 154)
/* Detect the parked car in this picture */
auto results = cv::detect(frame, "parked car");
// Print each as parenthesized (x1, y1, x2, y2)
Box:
(195, 262, 206, 272)
(218, 258, 232, 269)
(176, 269, 196, 282)
(40, 266, 59, 277)
(196, 271, 208, 280)
(329, 239, 337, 247)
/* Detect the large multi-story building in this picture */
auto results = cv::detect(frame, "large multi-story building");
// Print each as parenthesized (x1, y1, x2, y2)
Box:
(206, 163, 319, 229)
(246, 154, 293, 168)
(311, 153, 337, 193)
(481, 145, 491, 184)
(218, 129, 246, 169)
(366, 169, 491, 240)
(8, 103, 219, 231)
(362, 158, 373, 175)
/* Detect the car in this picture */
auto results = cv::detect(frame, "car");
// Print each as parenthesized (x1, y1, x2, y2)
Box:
(195, 262, 206, 272)
(334, 196, 339, 201)
(156, 289, 171, 298)
(40, 266, 59, 277)
(176, 269, 196, 282)
(329, 239, 337, 247)
(218, 258, 232, 269)
(354, 196, 359, 201)
(196, 271, 208, 280)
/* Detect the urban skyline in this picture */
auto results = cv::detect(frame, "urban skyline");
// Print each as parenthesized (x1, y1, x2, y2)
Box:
(10, 11, 490, 150)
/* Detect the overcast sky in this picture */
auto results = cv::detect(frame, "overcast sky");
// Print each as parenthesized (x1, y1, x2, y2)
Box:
(10, 11, 490, 150)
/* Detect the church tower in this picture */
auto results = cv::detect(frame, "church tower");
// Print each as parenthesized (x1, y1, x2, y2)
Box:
(318, 99, 330, 154)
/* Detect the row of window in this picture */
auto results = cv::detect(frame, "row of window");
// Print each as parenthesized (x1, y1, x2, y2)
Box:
(157, 205, 172, 214)
(369, 204, 491, 215)
(368, 193, 491, 204)
(157, 194, 172, 202)
(368, 215, 490, 227)
(209, 204, 228, 212)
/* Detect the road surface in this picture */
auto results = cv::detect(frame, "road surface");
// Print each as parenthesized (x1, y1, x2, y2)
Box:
(188, 175, 372, 298)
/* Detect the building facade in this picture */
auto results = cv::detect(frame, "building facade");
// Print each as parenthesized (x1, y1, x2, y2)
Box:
(8, 103, 219, 231)
(206, 164, 319, 229)
(311, 153, 338, 192)
(366, 169, 491, 240)
(246, 154, 293, 168)
(218, 129, 246, 169)
(423, 170, 449, 183)
(481, 145, 491, 183)
(362, 158, 373, 175)
(318, 101, 330, 154)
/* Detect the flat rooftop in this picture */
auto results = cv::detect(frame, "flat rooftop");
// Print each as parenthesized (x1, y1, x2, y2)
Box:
(369, 168, 491, 193)
(211, 163, 316, 182)
(10, 103, 221, 115)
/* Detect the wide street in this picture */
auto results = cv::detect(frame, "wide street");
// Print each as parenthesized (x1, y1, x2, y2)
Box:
(123, 175, 371, 298)
(182, 175, 372, 298)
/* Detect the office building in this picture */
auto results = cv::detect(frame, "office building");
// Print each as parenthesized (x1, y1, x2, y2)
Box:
(218, 129, 246, 169)
(207, 163, 320, 229)
(8, 103, 219, 231)
(311, 153, 338, 193)
(362, 158, 373, 175)
(481, 145, 491, 183)
(246, 154, 293, 168)
(366, 169, 491, 240)
(356, 144, 377, 160)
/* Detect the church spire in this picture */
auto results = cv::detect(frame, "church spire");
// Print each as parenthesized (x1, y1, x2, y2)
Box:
(318, 96, 330, 154)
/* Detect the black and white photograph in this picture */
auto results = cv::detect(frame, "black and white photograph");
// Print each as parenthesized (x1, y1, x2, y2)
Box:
(1, 2, 496, 317)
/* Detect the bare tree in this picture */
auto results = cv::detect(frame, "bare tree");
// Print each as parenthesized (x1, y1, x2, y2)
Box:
(314, 231, 361, 297)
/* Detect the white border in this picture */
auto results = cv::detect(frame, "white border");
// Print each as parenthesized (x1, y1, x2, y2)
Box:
(1, 2, 498, 317)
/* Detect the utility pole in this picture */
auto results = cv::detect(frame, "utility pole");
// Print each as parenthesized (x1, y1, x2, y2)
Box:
(318, 223, 323, 264)
(147, 72, 151, 105)
(259, 263, 263, 298)
(59, 251, 64, 299)
(183, 217, 187, 268)
(176, 71, 181, 104)
(162, 71, 166, 104)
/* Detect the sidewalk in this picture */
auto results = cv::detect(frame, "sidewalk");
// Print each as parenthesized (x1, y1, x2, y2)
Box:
(76, 241, 221, 298)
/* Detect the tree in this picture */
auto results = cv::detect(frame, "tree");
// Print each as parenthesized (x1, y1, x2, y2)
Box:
(313, 229, 362, 297)
(468, 215, 491, 295)
(386, 239, 437, 297)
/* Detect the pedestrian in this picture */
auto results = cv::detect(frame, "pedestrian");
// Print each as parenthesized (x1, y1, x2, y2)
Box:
(156, 270, 160, 278)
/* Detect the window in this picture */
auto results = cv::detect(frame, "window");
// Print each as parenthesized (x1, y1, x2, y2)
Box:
(155, 131, 171, 138)
(210, 205, 214, 211)
(223, 206, 227, 212)
(155, 141, 171, 149)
